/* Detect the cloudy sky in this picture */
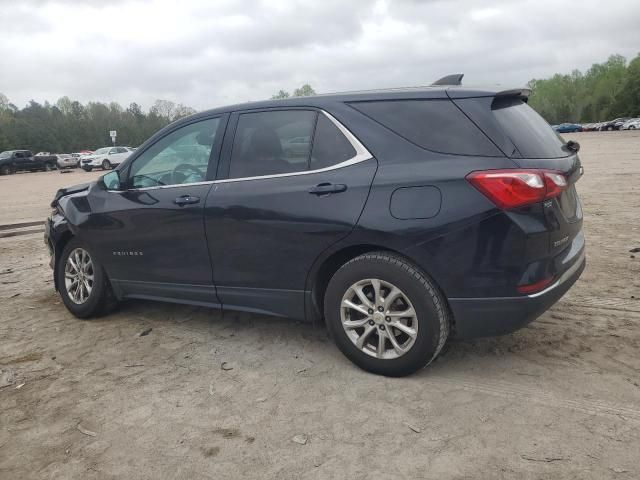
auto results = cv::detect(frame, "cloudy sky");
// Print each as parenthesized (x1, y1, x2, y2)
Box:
(1, 0, 639, 111)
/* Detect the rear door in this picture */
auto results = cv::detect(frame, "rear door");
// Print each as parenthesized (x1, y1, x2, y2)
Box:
(113, 147, 130, 165)
(204, 108, 376, 319)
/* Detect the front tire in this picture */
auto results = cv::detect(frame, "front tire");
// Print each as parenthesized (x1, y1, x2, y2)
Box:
(56, 238, 117, 318)
(102, 159, 111, 170)
(83, 166, 93, 172)
(0, 164, 12, 175)
(324, 252, 449, 377)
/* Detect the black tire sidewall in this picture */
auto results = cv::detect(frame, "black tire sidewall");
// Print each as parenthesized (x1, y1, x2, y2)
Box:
(56, 238, 109, 318)
(324, 253, 448, 376)
(102, 160, 111, 170)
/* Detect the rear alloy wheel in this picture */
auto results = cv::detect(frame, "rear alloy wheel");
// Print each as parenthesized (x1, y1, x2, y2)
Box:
(57, 238, 117, 318)
(340, 279, 419, 360)
(324, 252, 449, 377)
(630, 126, 636, 130)
(102, 159, 111, 170)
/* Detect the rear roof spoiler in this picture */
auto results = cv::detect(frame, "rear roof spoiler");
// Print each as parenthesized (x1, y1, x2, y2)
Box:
(495, 88, 531, 100)
(432, 74, 464, 86)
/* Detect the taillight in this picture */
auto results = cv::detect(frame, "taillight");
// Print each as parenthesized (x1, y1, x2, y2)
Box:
(466, 169, 568, 209)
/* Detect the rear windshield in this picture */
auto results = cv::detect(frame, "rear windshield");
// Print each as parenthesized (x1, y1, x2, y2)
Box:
(349, 99, 502, 156)
(492, 97, 568, 159)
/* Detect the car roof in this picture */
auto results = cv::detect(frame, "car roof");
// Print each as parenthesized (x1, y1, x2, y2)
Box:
(188, 84, 529, 119)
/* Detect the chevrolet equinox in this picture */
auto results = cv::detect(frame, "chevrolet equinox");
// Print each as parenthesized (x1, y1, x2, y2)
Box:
(45, 76, 585, 376)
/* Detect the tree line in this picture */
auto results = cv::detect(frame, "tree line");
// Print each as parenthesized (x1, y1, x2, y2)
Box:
(0, 84, 319, 154)
(528, 53, 640, 124)
(0, 96, 195, 154)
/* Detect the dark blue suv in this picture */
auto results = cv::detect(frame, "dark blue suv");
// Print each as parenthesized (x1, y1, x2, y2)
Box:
(45, 79, 585, 376)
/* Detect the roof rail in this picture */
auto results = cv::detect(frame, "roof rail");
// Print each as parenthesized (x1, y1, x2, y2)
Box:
(432, 74, 464, 86)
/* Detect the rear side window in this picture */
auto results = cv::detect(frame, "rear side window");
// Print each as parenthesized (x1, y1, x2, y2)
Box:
(229, 110, 316, 179)
(311, 114, 356, 170)
(491, 97, 568, 159)
(350, 99, 501, 156)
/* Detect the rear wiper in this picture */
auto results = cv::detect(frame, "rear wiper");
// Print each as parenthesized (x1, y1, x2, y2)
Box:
(565, 140, 580, 152)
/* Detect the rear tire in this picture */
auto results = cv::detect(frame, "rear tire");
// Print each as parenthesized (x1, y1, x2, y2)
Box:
(324, 252, 449, 377)
(44, 162, 54, 171)
(56, 238, 117, 319)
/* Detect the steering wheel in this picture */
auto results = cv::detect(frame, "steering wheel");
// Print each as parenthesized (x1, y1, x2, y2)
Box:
(172, 163, 204, 184)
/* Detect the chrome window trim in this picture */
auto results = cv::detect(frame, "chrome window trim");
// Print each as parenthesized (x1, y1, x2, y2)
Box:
(116, 110, 373, 192)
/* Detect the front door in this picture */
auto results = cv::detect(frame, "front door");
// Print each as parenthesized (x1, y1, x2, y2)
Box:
(205, 109, 377, 318)
(86, 115, 227, 304)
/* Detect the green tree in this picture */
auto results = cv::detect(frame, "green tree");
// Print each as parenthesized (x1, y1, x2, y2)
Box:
(271, 84, 316, 99)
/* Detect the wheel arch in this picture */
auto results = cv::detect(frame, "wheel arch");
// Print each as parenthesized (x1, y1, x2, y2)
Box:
(307, 243, 450, 326)
(52, 230, 75, 291)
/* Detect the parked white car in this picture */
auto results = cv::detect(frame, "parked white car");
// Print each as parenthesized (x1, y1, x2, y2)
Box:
(80, 147, 134, 171)
(621, 118, 640, 130)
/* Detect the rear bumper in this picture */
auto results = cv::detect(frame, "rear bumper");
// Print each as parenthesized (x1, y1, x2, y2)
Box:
(449, 248, 585, 339)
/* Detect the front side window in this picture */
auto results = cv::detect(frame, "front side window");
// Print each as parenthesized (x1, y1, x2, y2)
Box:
(130, 117, 220, 188)
(228, 110, 316, 179)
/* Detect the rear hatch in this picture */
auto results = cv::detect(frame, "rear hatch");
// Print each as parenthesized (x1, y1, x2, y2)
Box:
(451, 91, 583, 255)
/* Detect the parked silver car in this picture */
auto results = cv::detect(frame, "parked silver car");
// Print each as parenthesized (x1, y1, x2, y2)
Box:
(621, 118, 640, 130)
(56, 154, 80, 169)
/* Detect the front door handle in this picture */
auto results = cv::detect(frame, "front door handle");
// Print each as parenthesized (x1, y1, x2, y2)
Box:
(309, 183, 347, 196)
(174, 194, 200, 206)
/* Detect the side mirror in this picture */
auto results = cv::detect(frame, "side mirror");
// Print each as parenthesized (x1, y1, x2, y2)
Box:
(101, 170, 122, 191)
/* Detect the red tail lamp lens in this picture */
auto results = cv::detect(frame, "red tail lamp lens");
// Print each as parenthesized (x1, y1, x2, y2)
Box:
(466, 169, 568, 209)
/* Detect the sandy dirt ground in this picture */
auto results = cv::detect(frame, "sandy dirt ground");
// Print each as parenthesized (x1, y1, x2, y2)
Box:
(1, 132, 639, 479)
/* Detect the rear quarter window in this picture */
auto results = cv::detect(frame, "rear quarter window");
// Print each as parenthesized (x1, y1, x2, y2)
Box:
(349, 99, 502, 156)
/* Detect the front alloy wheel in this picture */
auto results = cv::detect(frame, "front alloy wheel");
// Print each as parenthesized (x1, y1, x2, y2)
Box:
(57, 238, 117, 318)
(341, 279, 418, 359)
(64, 248, 94, 304)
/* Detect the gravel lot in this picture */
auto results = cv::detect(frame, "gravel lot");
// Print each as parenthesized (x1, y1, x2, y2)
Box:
(1, 132, 639, 479)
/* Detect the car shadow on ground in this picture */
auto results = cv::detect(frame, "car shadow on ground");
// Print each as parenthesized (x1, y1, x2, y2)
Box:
(97, 297, 552, 377)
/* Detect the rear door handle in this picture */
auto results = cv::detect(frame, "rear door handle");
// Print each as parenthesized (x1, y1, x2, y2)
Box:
(309, 183, 347, 196)
(174, 194, 200, 206)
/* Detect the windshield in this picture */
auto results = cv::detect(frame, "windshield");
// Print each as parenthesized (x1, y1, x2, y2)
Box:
(0, 151, 12, 159)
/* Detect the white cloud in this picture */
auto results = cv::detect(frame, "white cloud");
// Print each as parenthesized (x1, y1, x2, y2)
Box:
(1, 0, 639, 111)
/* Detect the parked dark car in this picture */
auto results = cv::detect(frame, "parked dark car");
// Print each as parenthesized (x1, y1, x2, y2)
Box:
(45, 80, 585, 376)
(552, 123, 582, 133)
(599, 118, 630, 131)
(0, 150, 57, 175)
